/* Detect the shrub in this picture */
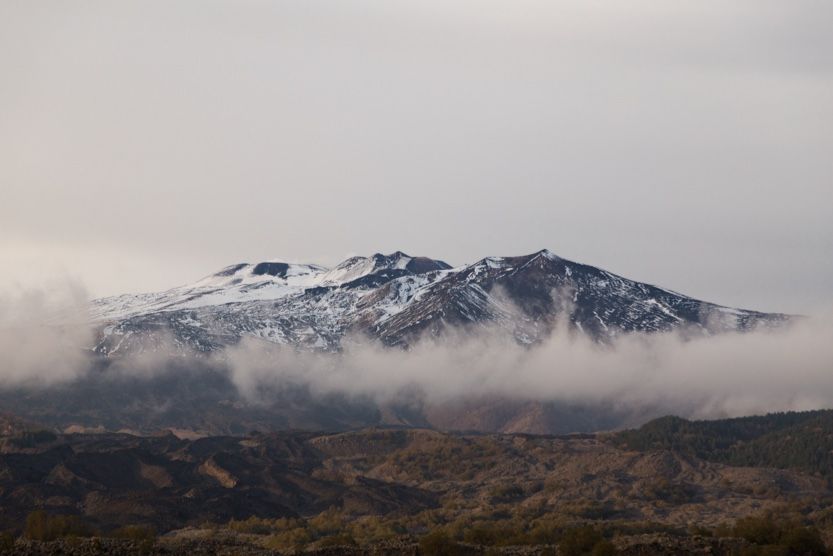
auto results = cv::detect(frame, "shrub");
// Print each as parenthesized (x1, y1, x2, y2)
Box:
(688, 525, 713, 537)
(308, 507, 346, 536)
(0, 532, 14, 551)
(559, 526, 605, 556)
(733, 516, 781, 546)
(23, 511, 96, 541)
(110, 525, 156, 541)
(48, 515, 95, 539)
(559, 527, 597, 555)
(227, 516, 273, 535)
(526, 519, 560, 545)
(462, 525, 500, 546)
(10, 430, 57, 449)
(731, 514, 828, 555)
(488, 483, 525, 503)
(642, 478, 697, 504)
(578, 501, 621, 520)
(419, 530, 464, 556)
(263, 527, 312, 551)
(779, 526, 826, 556)
(317, 533, 357, 547)
(591, 539, 618, 556)
(23, 511, 48, 541)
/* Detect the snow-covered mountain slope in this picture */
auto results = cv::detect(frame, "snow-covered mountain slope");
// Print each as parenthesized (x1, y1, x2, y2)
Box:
(89, 250, 788, 355)
(89, 260, 327, 322)
(317, 251, 451, 287)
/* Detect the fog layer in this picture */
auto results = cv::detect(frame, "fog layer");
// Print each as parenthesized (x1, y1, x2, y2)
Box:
(225, 318, 833, 420)
(1, 282, 831, 422)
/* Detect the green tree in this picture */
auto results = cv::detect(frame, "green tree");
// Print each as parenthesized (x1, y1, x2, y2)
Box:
(23, 510, 48, 541)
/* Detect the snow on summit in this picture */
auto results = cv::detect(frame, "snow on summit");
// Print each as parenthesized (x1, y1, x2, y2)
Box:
(88, 250, 789, 356)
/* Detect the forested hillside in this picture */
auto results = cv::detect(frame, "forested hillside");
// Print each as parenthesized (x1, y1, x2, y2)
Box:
(614, 410, 833, 478)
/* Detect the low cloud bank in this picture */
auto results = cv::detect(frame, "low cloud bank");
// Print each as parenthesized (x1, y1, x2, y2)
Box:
(1, 280, 832, 421)
(226, 316, 833, 420)
(0, 280, 93, 386)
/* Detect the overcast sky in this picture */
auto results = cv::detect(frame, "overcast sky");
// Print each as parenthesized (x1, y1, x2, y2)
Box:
(1, 1, 831, 314)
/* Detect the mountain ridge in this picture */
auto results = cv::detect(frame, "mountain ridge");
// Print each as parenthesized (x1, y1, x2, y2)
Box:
(89, 249, 789, 356)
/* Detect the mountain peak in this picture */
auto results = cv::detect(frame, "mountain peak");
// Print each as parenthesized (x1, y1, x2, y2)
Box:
(372, 250, 410, 259)
(369, 251, 412, 268)
(90, 248, 788, 356)
(198, 260, 325, 288)
(534, 249, 561, 261)
(470, 250, 561, 271)
(318, 252, 450, 287)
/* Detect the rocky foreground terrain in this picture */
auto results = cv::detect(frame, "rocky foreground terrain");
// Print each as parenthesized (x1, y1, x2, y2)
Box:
(2, 411, 832, 555)
(0, 534, 759, 555)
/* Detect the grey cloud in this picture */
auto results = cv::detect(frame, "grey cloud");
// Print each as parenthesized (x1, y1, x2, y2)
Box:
(0, 1, 831, 313)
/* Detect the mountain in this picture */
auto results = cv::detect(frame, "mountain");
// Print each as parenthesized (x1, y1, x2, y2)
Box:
(0, 249, 791, 437)
(89, 249, 787, 356)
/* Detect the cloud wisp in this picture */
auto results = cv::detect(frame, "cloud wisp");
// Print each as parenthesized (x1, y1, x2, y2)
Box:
(0, 280, 93, 387)
(224, 316, 833, 420)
